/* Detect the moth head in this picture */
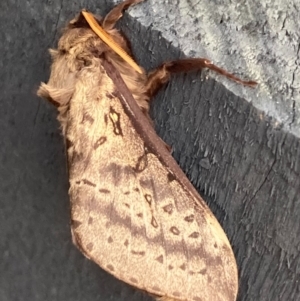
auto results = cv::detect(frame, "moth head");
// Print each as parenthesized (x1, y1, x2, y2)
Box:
(37, 9, 135, 129)
(58, 11, 132, 68)
(36, 14, 95, 107)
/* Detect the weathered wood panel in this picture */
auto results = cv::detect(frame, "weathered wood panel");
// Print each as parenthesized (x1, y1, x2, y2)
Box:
(0, 1, 299, 301)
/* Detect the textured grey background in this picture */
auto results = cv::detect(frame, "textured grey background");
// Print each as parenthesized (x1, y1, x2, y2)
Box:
(1, 0, 300, 301)
(129, 0, 300, 136)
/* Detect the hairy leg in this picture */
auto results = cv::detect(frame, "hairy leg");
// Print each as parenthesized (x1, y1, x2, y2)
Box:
(103, 0, 144, 30)
(145, 58, 257, 99)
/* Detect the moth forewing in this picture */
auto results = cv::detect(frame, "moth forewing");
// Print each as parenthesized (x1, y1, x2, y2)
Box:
(36, 0, 258, 300)
(64, 60, 237, 301)
(100, 60, 238, 301)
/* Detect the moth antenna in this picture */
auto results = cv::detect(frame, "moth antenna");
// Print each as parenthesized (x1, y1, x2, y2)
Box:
(103, 0, 145, 30)
(82, 10, 143, 74)
(146, 58, 257, 99)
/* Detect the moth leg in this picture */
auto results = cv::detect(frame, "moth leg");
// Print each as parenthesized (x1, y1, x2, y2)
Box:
(103, 0, 144, 30)
(145, 58, 257, 99)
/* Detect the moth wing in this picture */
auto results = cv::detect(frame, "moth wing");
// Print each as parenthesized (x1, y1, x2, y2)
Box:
(68, 62, 238, 301)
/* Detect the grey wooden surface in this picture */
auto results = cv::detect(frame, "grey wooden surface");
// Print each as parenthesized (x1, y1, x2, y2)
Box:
(129, 0, 300, 137)
(0, 0, 299, 301)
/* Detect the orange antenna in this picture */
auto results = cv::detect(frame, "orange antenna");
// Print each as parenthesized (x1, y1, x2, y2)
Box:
(82, 10, 143, 74)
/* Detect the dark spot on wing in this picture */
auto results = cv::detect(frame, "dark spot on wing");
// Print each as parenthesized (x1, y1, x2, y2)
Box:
(130, 277, 138, 284)
(86, 242, 93, 251)
(151, 217, 158, 228)
(170, 226, 180, 235)
(109, 106, 123, 136)
(99, 189, 110, 194)
(124, 191, 130, 195)
(144, 194, 152, 205)
(199, 268, 207, 275)
(124, 165, 136, 177)
(205, 254, 223, 267)
(134, 187, 139, 192)
(180, 264, 186, 270)
(167, 172, 176, 182)
(137, 213, 143, 218)
(72, 151, 84, 164)
(107, 264, 114, 271)
(82, 179, 96, 187)
(139, 178, 154, 190)
(106, 163, 122, 186)
(215, 256, 222, 265)
(72, 220, 82, 229)
(168, 265, 173, 270)
(108, 236, 113, 243)
(124, 203, 130, 208)
(131, 250, 145, 256)
(75, 181, 80, 185)
(104, 114, 108, 125)
(155, 255, 163, 263)
(81, 112, 94, 124)
(189, 232, 200, 238)
(184, 214, 195, 222)
(163, 204, 173, 214)
(124, 240, 129, 247)
(133, 153, 148, 173)
(88, 217, 93, 225)
(94, 136, 107, 149)
(222, 244, 232, 254)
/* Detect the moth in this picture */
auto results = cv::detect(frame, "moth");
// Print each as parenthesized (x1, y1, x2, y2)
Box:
(37, 1, 257, 300)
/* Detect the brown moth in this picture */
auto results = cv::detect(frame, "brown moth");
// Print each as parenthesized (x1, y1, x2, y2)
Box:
(37, 1, 257, 300)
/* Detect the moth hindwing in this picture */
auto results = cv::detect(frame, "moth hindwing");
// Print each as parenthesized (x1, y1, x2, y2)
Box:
(37, 0, 257, 300)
